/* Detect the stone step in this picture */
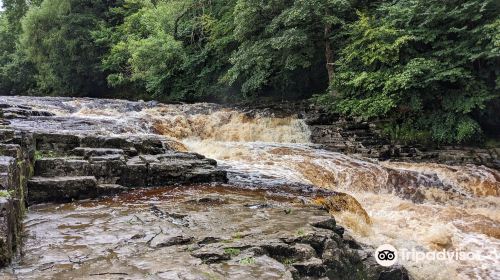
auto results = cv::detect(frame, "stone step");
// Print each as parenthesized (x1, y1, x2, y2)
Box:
(28, 176, 99, 204)
(70, 147, 125, 158)
(27, 176, 127, 204)
(34, 157, 124, 184)
(79, 135, 167, 155)
(97, 184, 127, 196)
(33, 152, 226, 189)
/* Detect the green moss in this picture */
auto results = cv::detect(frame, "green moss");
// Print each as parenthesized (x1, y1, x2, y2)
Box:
(281, 258, 295, 266)
(201, 272, 220, 280)
(239, 257, 256, 265)
(224, 248, 241, 257)
(34, 150, 61, 160)
(231, 232, 243, 240)
(296, 229, 305, 237)
(0, 190, 14, 198)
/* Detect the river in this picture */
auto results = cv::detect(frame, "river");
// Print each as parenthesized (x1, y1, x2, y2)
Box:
(0, 96, 499, 279)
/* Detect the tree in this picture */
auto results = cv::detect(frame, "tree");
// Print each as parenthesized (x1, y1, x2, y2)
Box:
(21, 0, 110, 96)
(323, 0, 500, 144)
(0, 0, 37, 95)
(102, 0, 238, 101)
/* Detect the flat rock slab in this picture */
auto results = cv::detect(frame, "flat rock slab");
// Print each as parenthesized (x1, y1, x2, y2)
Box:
(71, 147, 125, 158)
(0, 186, 410, 279)
(97, 184, 127, 196)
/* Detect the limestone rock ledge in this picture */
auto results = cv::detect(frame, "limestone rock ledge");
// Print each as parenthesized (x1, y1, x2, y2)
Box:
(0, 107, 227, 267)
(27, 132, 227, 204)
(0, 126, 34, 267)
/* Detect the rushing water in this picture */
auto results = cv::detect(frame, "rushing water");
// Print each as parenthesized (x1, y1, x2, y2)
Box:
(1, 96, 499, 279)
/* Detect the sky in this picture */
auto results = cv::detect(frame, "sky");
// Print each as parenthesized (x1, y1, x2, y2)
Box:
(0, 0, 3, 12)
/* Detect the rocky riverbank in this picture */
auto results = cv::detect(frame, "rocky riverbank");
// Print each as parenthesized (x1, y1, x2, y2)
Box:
(0, 102, 227, 267)
(0, 186, 410, 279)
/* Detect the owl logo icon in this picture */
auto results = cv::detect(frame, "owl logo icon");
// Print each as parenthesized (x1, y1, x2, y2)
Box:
(375, 244, 398, 266)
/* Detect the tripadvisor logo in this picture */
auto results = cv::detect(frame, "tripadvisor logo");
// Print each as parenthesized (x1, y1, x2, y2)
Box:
(375, 244, 398, 267)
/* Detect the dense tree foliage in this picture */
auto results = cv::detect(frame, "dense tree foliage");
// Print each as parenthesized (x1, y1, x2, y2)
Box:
(21, 0, 112, 95)
(0, 0, 498, 144)
(320, 0, 500, 143)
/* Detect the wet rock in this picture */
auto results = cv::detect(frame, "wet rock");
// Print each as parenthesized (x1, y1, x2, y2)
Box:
(0, 198, 18, 267)
(260, 241, 299, 261)
(97, 184, 126, 196)
(0, 129, 15, 143)
(295, 232, 328, 256)
(168, 212, 188, 219)
(27, 176, 101, 204)
(119, 161, 147, 187)
(291, 243, 317, 260)
(0, 144, 22, 159)
(150, 234, 193, 248)
(291, 257, 326, 278)
(0, 130, 33, 268)
(119, 154, 226, 187)
(150, 204, 167, 218)
(2, 107, 54, 118)
(186, 196, 227, 205)
(244, 203, 271, 209)
(71, 147, 125, 158)
(131, 233, 146, 240)
(34, 158, 89, 177)
(34, 157, 124, 184)
(80, 136, 134, 150)
(333, 225, 345, 237)
(310, 217, 336, 231)
(342, 233, 362, 250)
(191, 245, 230, 263)
(185, 168, 227, 184)
(198, 236, 222, 245)
(34, 133, 80, 152)
(88, 154, 125, 162)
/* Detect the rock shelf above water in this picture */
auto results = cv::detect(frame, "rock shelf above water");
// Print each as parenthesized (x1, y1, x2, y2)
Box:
(0, 186, 410, 279)
(0, 102, 228, 267)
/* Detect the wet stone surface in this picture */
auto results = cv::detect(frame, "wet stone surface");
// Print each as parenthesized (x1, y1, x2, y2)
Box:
(0, 185, 406, 280)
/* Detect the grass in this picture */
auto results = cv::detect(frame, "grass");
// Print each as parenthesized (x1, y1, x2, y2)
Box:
(34, 150, 60, 160)
(281, 258, 295, 266)
(239, 257, 256, 265)
(186, 245, 197, 252)
(201, 272, 220, 280)
(231, 232, 243, 240)
(224, 248, 241, 257)
(0, 190, 14, 198)
(296, 229, 305, 237)
(222, 232, 245, 243)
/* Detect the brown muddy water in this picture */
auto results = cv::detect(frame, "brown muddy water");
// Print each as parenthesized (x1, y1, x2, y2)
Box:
(1, 96, 499, 279)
